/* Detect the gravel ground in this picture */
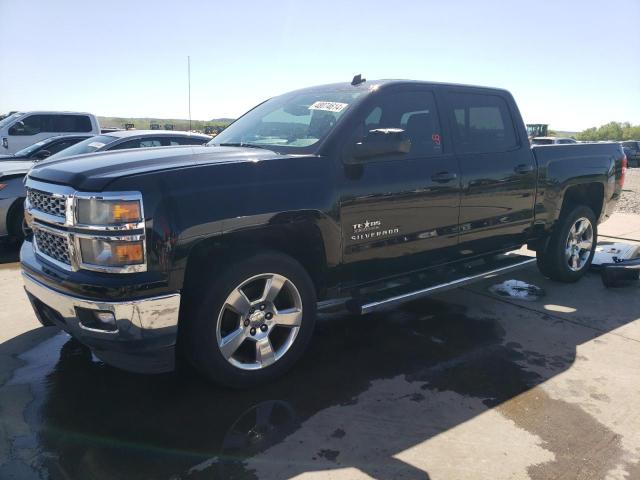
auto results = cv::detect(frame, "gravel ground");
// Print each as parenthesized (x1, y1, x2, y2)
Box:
(617, 167, 640, 214)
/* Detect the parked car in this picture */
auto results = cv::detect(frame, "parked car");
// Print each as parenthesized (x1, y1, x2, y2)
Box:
(531, 136, 578, 145)
(1, 130, 210, 242)
(21, 79, 625, 387)
(621, 141, 640, 167)
(46, 130, 211, 160)
(0, 112, 100, 154)
(0, 135, 92, 162)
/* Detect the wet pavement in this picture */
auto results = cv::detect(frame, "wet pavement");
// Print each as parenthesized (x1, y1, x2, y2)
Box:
(1, 240, 640, 479)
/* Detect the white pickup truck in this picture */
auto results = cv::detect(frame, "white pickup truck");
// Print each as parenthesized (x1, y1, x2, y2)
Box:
(0, 111, 100, 154)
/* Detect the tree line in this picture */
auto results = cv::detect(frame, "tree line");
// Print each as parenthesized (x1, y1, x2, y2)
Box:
(576, 122, 640, 141)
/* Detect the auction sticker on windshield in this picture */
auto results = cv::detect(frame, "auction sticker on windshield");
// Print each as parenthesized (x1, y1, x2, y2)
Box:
(309, 101, 348, 113)
(88, 142, 105, 149)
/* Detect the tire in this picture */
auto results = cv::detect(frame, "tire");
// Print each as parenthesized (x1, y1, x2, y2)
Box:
(184, 252, 317, 388)
(536, 205, 597, 283)
(7, 200, 27, 243)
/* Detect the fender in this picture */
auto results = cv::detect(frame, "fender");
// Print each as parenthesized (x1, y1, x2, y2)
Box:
(531, 144, 621, 232)
(107, 154, 342, 294)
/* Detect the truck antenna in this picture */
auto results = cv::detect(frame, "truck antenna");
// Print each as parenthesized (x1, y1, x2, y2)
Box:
(188, 56, 192, 131)
(351, 74, 366, 86)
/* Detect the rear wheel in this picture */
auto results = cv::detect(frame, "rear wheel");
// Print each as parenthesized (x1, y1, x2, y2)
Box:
(184, 252, 316, 387)
(536, 205, 597, 282)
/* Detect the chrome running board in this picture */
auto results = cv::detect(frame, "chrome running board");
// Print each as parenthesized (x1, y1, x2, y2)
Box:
(357, 257, 536, 315)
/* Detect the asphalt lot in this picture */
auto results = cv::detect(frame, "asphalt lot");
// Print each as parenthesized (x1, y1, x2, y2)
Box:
(1, 215, 639, 480)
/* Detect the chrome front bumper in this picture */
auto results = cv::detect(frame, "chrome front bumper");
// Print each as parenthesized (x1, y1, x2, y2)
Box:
(22, 271, 181, 373)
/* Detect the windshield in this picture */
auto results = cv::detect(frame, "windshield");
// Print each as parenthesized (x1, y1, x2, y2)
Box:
(209, 88, 367, 153)
(15, 138, 52, 157)
(0, 112, 22, 129)
(48, 135, 116, 160)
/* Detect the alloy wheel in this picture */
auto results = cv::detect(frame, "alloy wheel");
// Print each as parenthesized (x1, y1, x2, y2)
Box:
(565, 217, 594, 271)
(215, 273, 303, 370)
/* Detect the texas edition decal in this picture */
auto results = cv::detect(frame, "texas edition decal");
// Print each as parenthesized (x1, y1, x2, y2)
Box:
(351, 219, 400, 241)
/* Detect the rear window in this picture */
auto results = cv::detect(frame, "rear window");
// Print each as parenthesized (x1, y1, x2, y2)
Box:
(448, 92, 518, 154)
(531, 138, 554, 145)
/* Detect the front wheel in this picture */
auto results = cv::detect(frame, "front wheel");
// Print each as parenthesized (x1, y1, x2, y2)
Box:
(536, 205, 597, 282)
(184, 252, 317, 388)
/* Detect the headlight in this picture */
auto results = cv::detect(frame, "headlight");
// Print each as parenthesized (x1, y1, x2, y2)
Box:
(78, 238, 145, 268)
(76, 198, 142, 225)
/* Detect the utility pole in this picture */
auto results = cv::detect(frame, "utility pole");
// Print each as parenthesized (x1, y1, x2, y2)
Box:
(187, 56, 192, 131)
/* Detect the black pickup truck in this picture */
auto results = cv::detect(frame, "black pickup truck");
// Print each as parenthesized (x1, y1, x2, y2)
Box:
(20, 79, 626, 386)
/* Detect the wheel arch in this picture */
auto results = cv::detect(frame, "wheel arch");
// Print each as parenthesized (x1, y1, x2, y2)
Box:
(560, 182, 605, 221)
(180, 216, 335, 304)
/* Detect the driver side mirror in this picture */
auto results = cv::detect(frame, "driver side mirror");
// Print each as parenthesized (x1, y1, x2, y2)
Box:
(351, 128, 411, 161)
(35, 149, 51, 160)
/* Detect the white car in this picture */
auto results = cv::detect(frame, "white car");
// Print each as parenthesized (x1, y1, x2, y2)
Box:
(0, 111, 100, 154)
(530, 136, 578, 145)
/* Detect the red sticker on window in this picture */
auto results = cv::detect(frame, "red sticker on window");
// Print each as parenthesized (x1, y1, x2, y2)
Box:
(432, 133, 441, 145)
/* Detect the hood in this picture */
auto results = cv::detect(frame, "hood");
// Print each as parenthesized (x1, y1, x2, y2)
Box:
(27, 146, 291, 191)
(0, 154, 16, 160)
(0, 160, 34, 177)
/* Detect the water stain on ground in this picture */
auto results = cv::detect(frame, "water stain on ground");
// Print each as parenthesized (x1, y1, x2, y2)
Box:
(499, 390, 626, 480)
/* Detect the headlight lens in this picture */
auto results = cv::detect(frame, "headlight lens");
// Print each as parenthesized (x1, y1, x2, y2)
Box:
(76, 198, 142, 225)
(79, 238, 144, 267)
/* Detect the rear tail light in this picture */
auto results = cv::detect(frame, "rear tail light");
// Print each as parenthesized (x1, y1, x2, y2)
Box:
(620, 155, 627, 188)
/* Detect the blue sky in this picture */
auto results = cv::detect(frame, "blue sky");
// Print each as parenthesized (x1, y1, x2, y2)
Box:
(1, 0, 638, 131)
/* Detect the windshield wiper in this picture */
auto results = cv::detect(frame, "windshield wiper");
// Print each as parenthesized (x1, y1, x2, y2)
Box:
(216, 142, 271, 150)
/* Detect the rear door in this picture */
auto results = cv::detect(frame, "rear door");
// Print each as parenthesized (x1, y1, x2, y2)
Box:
(338, 86, 461, 286)
(53, 114, 94, 135)
(443, 90, 536, 256)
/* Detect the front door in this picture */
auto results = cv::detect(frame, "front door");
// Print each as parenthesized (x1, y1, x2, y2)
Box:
(338, 88, 461, 287)
(7, 114, 54, 153)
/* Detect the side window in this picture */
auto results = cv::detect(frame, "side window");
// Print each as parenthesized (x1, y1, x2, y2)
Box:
(139, 138, 162, 148)
(165, 137, 204, 146)
(352, 91, 443, 158)
(108, 138, 162, 150)
(448, 93, 518, 154)
(8, 115, 49, 136)
(108, 139, 141, 150)
(53, 115, 93, 133)
(74, 116, 93, 132)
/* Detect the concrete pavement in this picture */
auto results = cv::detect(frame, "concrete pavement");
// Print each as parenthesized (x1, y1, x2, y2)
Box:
(0, 214, 639, 479)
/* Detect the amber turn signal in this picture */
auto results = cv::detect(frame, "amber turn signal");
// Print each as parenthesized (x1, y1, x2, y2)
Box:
(112, 242, 144, 263)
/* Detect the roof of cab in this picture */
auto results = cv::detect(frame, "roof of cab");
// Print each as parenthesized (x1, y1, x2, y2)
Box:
(289, 79, 511, 95)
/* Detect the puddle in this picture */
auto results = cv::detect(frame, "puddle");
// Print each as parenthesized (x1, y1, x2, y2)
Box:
(488, 279, 545, 301)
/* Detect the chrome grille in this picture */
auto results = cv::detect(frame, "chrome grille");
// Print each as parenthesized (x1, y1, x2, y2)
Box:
(27, 189, 66, 218)
(34, 229, 71, 266)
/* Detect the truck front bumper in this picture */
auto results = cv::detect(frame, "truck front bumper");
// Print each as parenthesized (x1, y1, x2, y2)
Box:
(23, 271, 181, 373)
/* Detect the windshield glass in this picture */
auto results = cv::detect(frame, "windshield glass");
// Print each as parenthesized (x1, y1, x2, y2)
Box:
(209, 88, 367, 153)
(0, 112, 22, 129)
(15, 138, 52, 157)
(48, 135, 116, 160)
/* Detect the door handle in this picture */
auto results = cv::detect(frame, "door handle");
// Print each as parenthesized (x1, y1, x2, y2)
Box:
(431, 171, 457, 183)
(514, 164, 534, 174)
